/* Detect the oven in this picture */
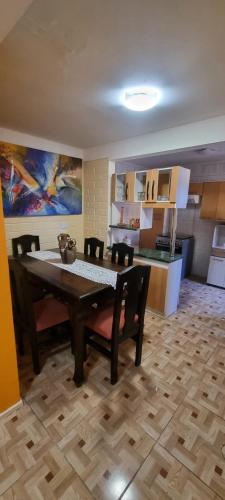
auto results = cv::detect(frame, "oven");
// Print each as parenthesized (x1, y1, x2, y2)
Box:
(155, 234, 194, 279)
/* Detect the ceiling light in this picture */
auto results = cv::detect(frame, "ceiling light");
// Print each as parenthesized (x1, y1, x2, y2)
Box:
(123, 86, 161, 111)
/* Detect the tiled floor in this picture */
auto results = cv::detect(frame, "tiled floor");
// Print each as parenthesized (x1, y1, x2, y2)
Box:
(1, 279, 225, 499)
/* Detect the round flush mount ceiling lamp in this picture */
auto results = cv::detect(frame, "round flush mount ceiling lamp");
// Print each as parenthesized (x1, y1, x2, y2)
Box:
(123, 86, 161, 111)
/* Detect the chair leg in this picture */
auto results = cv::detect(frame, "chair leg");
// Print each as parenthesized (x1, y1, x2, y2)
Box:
(30, 334, 41, 374)
(135, 329, 143, 367)
(83, 341, 87, 362)
(18, 332, 25, 356)
(15, 322, 25, 356)
(111, 343, 119, 384)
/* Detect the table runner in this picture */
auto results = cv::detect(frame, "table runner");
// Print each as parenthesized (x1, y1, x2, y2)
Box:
(27, 250, 118, 289)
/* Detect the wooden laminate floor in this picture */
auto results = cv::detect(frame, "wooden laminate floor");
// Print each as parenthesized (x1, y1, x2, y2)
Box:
(1, 279, 225, 499)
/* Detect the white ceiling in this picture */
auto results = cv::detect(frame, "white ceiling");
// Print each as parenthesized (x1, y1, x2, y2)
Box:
(116, 142, 225, 170)
(0, 0, 32, 43)
(1, 0, 225, 148)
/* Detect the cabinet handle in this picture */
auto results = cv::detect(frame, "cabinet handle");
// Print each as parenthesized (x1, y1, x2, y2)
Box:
(125, 183, 128, 200)
(146, 181, 149, 201)
(152, 180, 155, 200)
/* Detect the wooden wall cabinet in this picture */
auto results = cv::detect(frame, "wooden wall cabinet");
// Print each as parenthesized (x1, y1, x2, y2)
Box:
(189, 182, 203, 195)
(143, 166, 190, 208)
(216, 182, 225, 220)
(111, 172, 135, 202)
(112, 165, 190, 208)
(145, 169, 158, 202)
(200, 182, 225, 220)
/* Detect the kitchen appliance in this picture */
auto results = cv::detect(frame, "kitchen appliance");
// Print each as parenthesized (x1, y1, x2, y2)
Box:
(155, 233, 194, 279)
(187, 194, 201, 205)
(207, 224, 225, 288)
(207, 256, 225, 288)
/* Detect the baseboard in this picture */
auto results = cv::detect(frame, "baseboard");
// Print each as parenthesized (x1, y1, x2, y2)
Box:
(0, 399, 23, 418)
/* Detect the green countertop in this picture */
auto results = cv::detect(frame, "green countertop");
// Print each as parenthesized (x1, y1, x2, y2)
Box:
(133, 247, 182, 263)
(108, 246, 182, 263)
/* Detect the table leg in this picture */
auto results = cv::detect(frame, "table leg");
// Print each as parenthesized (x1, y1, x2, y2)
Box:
(69, 303, 85, 387)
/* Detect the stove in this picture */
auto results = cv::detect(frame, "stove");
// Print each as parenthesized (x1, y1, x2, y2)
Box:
(155, 233, 194, 278)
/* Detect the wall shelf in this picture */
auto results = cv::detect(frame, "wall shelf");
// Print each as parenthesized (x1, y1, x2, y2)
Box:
(109, 224, 138, 231)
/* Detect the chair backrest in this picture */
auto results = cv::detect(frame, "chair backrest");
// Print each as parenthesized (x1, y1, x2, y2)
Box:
(12, 234, 40, 257)
(112, 265, 150, 341)
(111, 242, 134, 267)
(84, 237, 104, 259)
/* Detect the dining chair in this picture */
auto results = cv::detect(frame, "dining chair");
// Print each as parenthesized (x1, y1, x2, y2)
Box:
(11, 234, 45, 355)
(111, 242, 134, 266)
(12, 234, 40, 256)
(84, 237, 104, 259)
(14, 261, 70, 374)
(85, 265, 150, 384)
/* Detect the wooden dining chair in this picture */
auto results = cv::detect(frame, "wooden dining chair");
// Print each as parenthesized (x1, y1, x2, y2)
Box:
(11, 234, 46, 355)
(111, 242, 134, 266)
(85, 265, 150, 384)
(14, 261, 69, 374)
(84, 237, 104, 259)
(12, 234, 40, 256)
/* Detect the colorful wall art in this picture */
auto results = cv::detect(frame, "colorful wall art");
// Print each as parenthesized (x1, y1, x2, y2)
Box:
(0, 141, 82, 216)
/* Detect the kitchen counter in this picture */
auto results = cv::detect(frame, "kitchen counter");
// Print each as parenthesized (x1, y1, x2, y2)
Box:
(107, 246, 182, 317)
(133, 247, 182, 263)
(107, 246, 182, 263)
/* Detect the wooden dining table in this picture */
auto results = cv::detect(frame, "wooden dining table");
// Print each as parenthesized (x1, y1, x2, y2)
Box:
(9, 250, 124, 387)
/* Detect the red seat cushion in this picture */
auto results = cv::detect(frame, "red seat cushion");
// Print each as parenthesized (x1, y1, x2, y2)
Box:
(85, 305, 138, 340)
(34, 297, 69, 332)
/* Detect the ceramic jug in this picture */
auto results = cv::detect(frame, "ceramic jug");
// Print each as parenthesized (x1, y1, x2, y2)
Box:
(57, 233, 77, 264)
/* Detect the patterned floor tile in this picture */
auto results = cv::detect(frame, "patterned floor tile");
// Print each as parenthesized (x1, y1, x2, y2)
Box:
(135, 380, 186, 441)
(1, 279, 225, 499)
(207, 347, 225, 374)
(187, 366, 225, 418)
(159, 398, 225, 498)
(140, 345, 205, 391)
(58, 400, 155, 499)
(0, 403, 51, 495)
(122, 444, 219, 500)
(0, 446, 93, 500)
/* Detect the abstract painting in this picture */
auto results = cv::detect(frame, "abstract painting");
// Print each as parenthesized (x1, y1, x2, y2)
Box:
(0, 141, 82, 216)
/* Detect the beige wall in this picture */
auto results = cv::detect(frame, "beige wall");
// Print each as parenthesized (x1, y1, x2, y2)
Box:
(5, 215, 83, 254)
(83, 158, 110, 249)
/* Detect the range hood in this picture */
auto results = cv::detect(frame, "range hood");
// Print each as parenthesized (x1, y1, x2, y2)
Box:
(187, 194, 201, 205)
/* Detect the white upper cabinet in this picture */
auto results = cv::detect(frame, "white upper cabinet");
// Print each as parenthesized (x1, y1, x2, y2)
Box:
(112, 166, 190, 208)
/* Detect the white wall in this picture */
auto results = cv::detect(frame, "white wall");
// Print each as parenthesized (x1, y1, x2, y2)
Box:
(0, 127, 84, 254)
(178, 161, 225, 277)
(84, 114, 225, 161)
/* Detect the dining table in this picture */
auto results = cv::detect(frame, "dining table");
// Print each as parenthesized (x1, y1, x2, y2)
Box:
(9, 249, 124, 387)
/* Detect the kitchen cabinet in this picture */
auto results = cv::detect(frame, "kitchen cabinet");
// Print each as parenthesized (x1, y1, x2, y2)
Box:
(145, 169, 158, 202)
(207, 256, 225, 288)
(133, 255, 183, 316)
(189, 182, 203, 195)
(111, 172, 135, 202)
(216, 182, 225, 220)
(200, 182, 225, 220)
(109, 201, 153, 247)
(143, 166, 190, 208)
(200, 182, 220, 219)
(134, 170, 158, 202)
(112, 166, 190, 207)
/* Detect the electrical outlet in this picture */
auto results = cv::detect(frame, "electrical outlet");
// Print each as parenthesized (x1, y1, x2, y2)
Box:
(59, 222, 69, 232)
